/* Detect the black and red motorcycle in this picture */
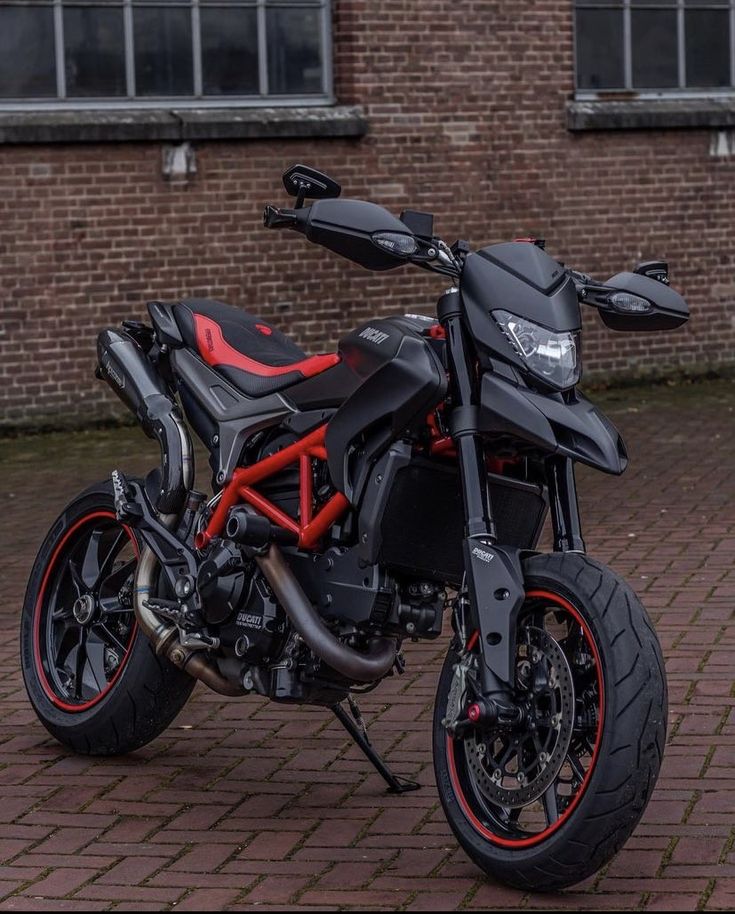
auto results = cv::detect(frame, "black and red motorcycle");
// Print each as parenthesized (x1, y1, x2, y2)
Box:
(21, 165, 688, 890)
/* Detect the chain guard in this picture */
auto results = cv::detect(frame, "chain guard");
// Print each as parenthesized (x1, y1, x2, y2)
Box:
(464, 626, 576, 809)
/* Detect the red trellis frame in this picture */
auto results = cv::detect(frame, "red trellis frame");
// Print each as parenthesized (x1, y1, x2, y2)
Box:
(195, 424, 350, 551)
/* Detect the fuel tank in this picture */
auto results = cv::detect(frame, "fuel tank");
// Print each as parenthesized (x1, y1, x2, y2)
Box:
(323, 315, 447, 499)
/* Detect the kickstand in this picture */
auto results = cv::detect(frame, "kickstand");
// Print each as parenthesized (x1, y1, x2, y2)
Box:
(331, 696, 421, 794)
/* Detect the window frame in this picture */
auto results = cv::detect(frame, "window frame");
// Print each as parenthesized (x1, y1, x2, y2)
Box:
(574, 0, 735, 100)
(0, 0, 334, 110)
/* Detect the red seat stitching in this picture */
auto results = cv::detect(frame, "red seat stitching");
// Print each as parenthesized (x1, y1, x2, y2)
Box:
(194, 314, 340, 380)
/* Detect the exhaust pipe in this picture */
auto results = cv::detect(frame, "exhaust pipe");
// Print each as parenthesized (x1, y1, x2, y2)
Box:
(135, 545, 245, 697)
(97, 328, 192, 515)
(255, 545, 398, 684)
(135, 538, 395, 694)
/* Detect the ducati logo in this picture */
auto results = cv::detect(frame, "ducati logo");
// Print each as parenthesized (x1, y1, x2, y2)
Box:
(471, 546, 495, 563)
(204, 328, 215, 352)
(359, 326, 389, 345)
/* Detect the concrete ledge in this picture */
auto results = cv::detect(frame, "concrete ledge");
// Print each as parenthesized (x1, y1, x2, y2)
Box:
(0, 105, 368, 144)
(567, 97, 735, 131)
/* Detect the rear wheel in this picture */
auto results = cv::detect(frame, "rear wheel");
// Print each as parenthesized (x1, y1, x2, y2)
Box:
(433, 552, 666, 891)
(21, 481, 196, 755)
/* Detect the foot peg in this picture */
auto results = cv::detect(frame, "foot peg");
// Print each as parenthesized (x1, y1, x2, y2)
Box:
(332, 697, 420, 795)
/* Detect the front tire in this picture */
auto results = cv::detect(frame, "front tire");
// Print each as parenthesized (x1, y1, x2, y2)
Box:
(433, 552, 666, 891)
(20, 480, 196, 756)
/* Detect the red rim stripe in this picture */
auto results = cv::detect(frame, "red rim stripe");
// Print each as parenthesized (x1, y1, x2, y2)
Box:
(447, 588, 605, 849)
(33, 510, 139, 714)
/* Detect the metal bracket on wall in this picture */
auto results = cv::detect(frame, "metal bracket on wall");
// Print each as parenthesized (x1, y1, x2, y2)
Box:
(162, 142, 197, 180)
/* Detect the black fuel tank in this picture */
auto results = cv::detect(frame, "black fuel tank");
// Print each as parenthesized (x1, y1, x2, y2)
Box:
(461, 242, 581, 370)
(325, 316, 447, 499)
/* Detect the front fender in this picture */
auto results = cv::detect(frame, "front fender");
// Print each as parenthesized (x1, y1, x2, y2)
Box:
(479, 373, 628, 475)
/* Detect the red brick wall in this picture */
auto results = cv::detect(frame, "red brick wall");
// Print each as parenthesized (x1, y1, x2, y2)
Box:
(1, 0, 733, 428)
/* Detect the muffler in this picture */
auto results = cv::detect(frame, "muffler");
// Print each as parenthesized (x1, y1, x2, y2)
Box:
(255, 544, 398, 684)
(97, 327, 192, 514)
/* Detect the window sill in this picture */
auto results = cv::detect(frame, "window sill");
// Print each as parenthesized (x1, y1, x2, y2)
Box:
(567, 96, 735, 131)
(0, 104, 368, 145)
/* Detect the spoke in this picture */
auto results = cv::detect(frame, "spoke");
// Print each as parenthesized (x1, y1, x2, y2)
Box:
(94, 621, 128, 655)
(542, 784, 560, 826)
(52, 606, 74, 622)
(73, 629, 87, 699)
(54, 625, 78, 669)
(567, 752, 586, 783)
(68, 559, 86, 597)
(83, 632, 108, 694)
(93, 529, 126, 590)
(496, 804, 522, 827)
(79, 529, 105, 589)
(99, 558, 136, 599)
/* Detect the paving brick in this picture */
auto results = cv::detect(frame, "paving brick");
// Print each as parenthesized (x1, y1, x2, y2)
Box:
(1, 381, 735, 913)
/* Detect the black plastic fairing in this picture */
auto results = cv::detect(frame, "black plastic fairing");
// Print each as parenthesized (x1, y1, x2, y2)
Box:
(304, 198, 414, 271)
(325, 317, 448, 499)
(601, 271, 690, 331)
(461, 242, 581, 373)
(148, 301, 183, 348)
(170, 347, 292, 483)
(479, 372, 628, 475)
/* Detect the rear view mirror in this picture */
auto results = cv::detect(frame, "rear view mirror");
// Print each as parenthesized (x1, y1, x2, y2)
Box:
(599, 271, 689, 332)
(282, 164, 341, 208)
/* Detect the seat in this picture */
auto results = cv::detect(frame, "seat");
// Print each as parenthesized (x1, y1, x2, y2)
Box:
(173, 298, 340, 398)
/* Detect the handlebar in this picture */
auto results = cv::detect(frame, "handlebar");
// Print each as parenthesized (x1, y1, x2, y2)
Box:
(263, 204, 301, 230)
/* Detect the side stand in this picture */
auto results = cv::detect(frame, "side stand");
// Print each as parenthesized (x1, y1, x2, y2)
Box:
(331, 697, 421, 795)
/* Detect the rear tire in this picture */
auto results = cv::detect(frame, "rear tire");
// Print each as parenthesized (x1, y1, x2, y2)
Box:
(20, 480, 196, 756)
(433, 552, 667, 891)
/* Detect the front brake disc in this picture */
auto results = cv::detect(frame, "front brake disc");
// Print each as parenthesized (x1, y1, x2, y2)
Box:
(464, 626, 575, 809)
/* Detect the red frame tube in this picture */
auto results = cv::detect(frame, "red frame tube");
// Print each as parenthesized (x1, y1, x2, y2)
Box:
(196, 424, 349, 551)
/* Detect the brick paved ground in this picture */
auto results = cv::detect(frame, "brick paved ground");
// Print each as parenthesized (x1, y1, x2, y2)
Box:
(0, 378, 734, 910)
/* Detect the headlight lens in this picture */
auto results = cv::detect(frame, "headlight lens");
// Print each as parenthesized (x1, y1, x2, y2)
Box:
(493, 310, 581, 389)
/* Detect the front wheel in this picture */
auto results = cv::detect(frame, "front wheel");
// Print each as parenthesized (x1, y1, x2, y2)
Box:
(433, 552, 667, 891)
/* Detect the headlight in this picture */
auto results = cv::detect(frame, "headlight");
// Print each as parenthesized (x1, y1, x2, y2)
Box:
(493, 310, 581, 389)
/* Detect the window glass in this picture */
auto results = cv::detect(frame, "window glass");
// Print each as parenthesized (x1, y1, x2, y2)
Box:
(0, 6, 56, 98)
(267, 5, 324, 95)
(631, 8, 679, 88)
(685, 9, 731, 86)
(0, 1, 328, 103)
(575, 8, 625, 90)
(200, 6, 259, 95)
(134, 5, 193, 96)
(64, 5, 127, 97)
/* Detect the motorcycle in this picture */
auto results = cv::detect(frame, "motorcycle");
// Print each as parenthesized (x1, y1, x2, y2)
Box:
(20, 164, 689, 890)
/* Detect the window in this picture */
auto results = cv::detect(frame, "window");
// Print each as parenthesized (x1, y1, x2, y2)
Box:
(575, 0, 735, 95)
(0, 0, 332, 107)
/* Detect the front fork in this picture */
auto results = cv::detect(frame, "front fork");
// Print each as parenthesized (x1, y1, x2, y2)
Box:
(438, 289, 585, 698)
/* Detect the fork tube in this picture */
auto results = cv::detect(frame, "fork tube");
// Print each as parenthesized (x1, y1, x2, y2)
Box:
(438, 289, 495, 540)
(547, 455, 586, 553)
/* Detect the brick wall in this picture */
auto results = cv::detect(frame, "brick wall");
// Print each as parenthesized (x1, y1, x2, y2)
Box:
(1, 0, 733, 429)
